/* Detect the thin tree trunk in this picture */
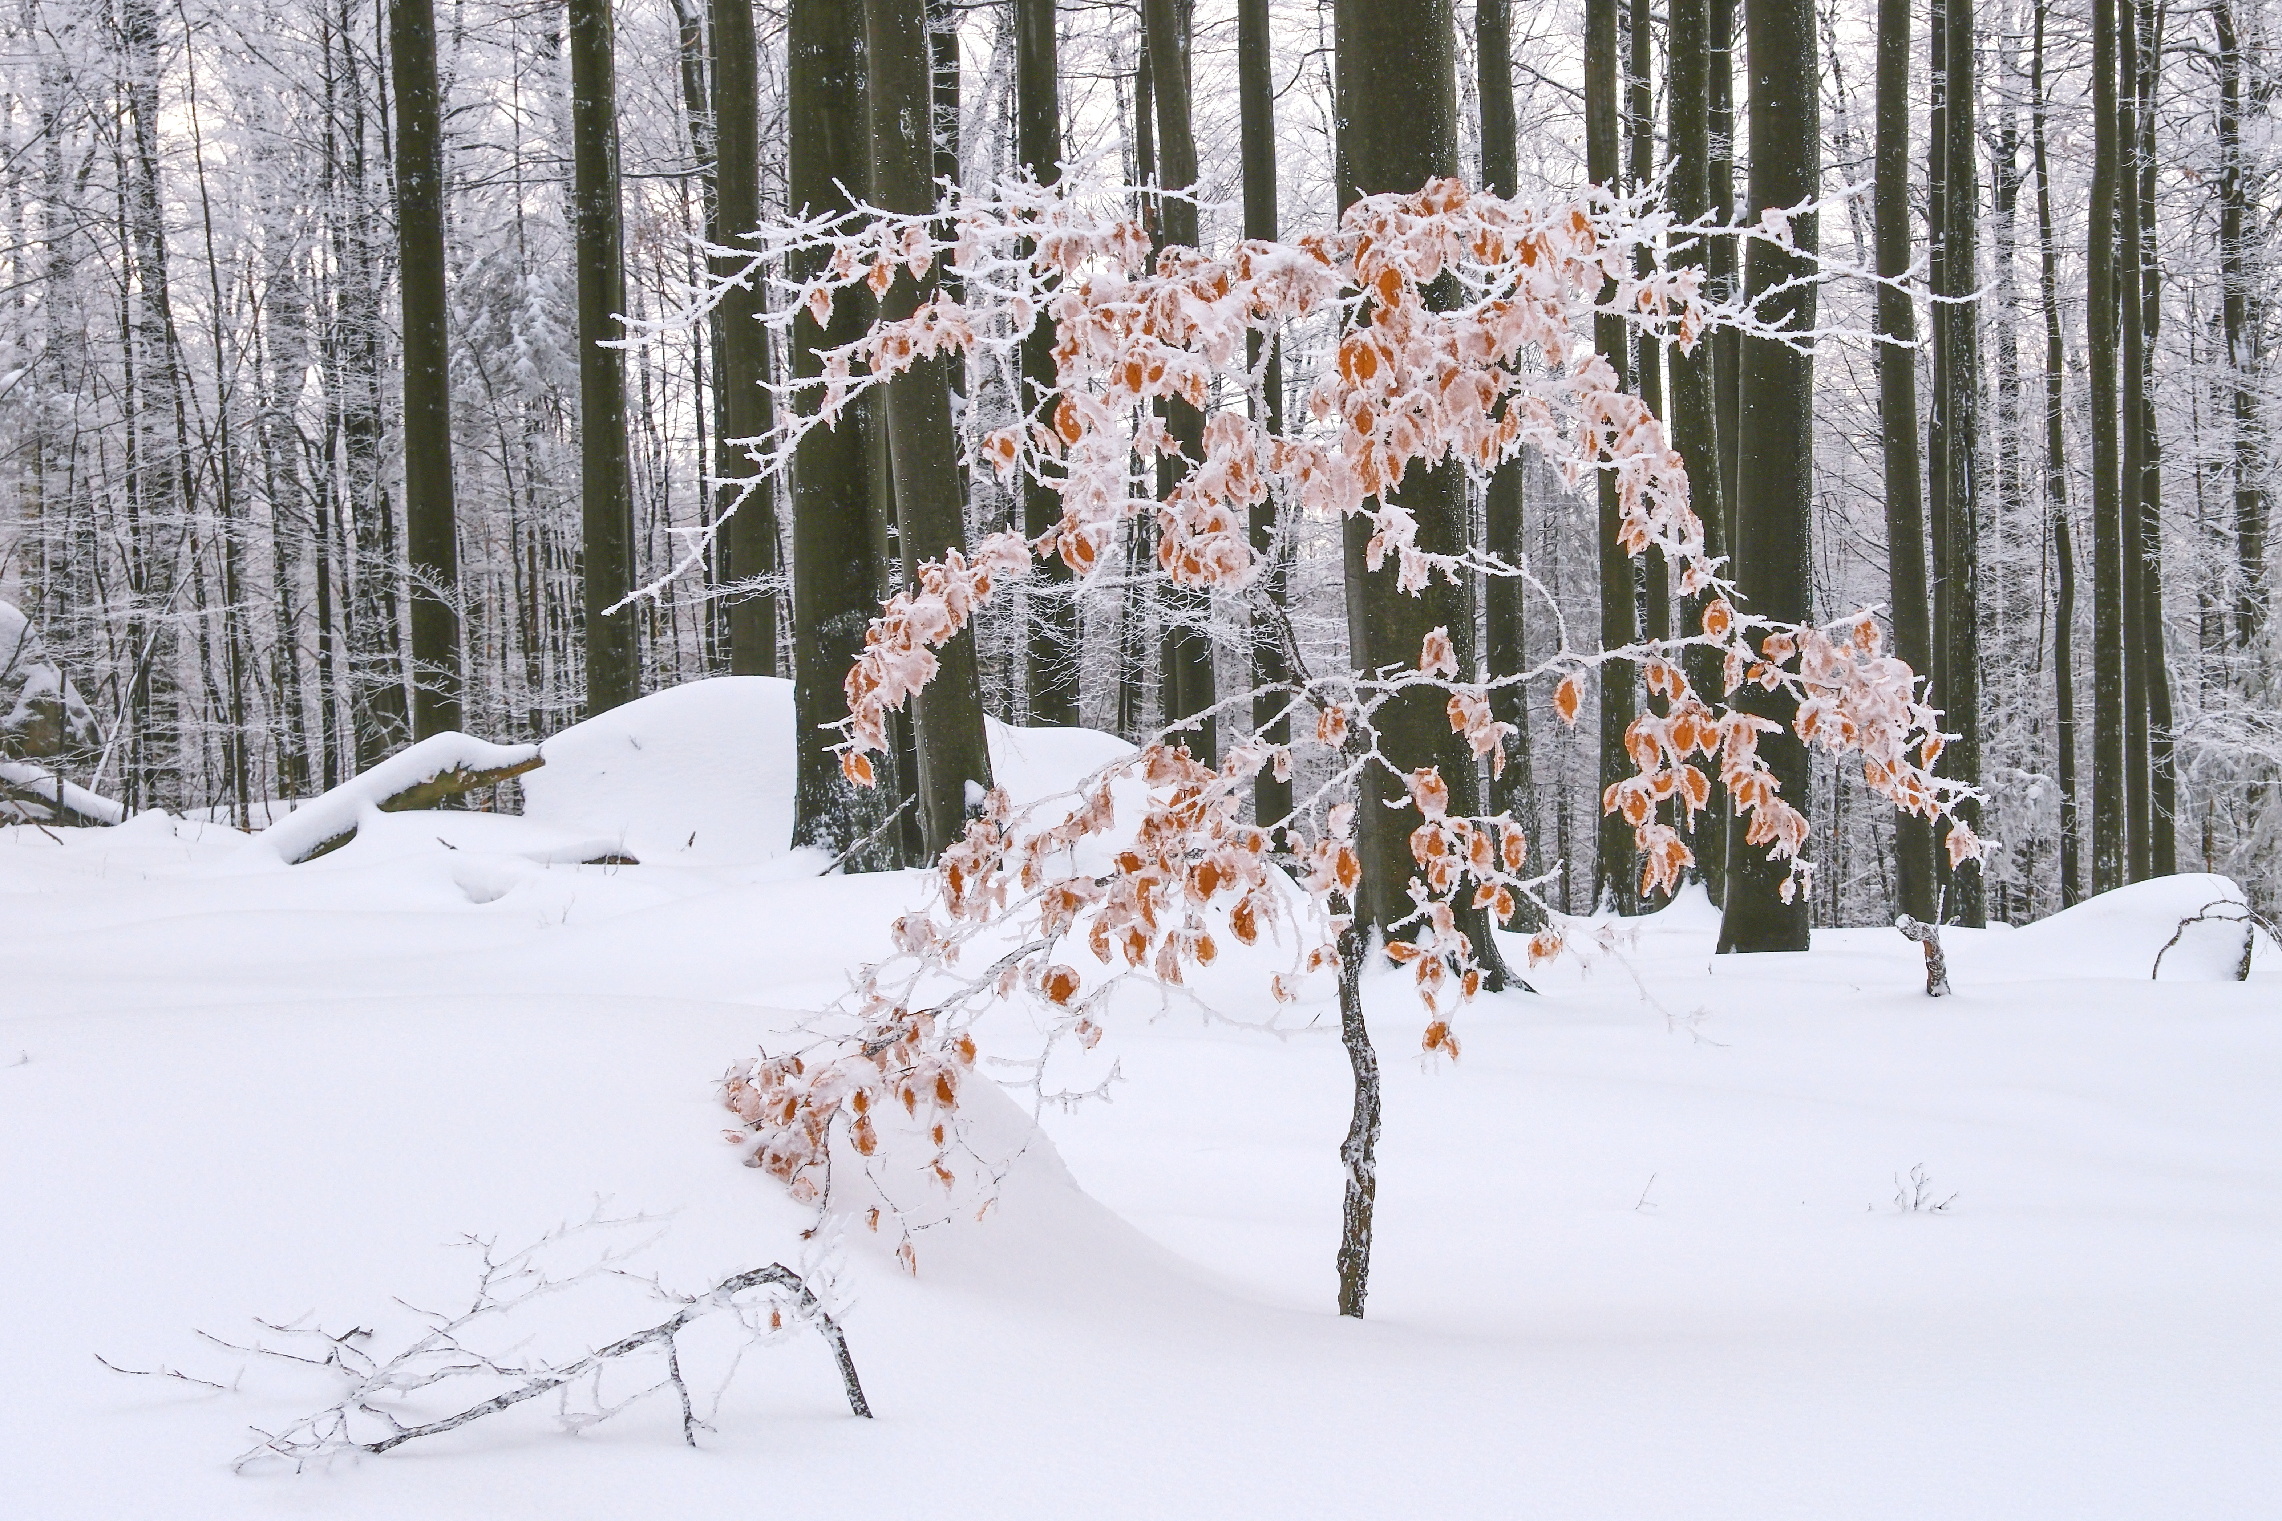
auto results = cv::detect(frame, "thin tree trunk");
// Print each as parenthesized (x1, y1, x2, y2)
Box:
(1017, 0, 1077, 725)
(2031, 0, 2081, 906)
(2137, 0, 2175, 875)
(1240, 0, 1291, 833)
(1717, 0, 1817, 953)
(2216, 1, 2265, 652)
(1875, 0, 1934, 920)
(1585, 0, 1638, 914)
(2089, 0, 2126, 891)
(1672, 0, 1729, 909)
(2118, 0, 2150, 877)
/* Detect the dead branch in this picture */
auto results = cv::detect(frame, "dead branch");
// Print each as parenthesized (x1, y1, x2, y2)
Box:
(1894, 915, 1952, 998)
(2152, 899, 2278, 982)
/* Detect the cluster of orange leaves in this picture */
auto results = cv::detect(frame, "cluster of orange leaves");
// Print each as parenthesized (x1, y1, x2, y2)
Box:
(724, 174, 1979, 1236)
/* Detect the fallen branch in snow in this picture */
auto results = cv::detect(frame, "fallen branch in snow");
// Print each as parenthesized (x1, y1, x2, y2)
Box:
(0, 759, 127, 828)
(2152, 899, 2277, 982)
(104, 1215, 869, 1470)
(254, 733, 545, 863)
(1894, 915, 1952, 998)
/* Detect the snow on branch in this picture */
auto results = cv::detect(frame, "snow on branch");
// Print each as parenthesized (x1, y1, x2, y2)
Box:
(104, 1213, 869, 1471)
(700, 174, 1985, 1254)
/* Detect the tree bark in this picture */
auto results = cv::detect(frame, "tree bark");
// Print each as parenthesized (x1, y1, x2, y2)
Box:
(1716, 0, 1817, 954)
(1585, 0, 1639, 914)
(788, 0, 901, 868)
(713, 0, 781, 679)
(1143, 0, 1216, 764)
(2088, 0, 2126, 892)
(391, 0, 462, 738)
(1875, 0, 1934, 921)
(868, 0, 995, 855)
(1670, 0, 1728, 910)
(2031, 0, 2081, 906)
(1017, 0, 1078, 725)
(570, 0, 640, 715)
(1240, 0, 1291, 833)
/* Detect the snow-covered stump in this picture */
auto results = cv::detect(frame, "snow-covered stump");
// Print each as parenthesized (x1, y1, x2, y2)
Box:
(1894, 914, 1953, 998)
(255, 734, 545, 864)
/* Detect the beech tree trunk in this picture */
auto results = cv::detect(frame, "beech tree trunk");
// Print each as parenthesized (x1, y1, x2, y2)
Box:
(390, 0, 461, 739)
(570, 0, 639, 716)
(788, 0, 900, 867)
(2089, 0, 2126, 891)
(1875, 0, 1934, 922)
(1585, 0, 1639, 915)
(713, 0, 780, 679)
(1717, 0, 1816, 954)
(1017, 0, 1078, 726)
(869, 0, 994, 855)
(2031, 0, 2081, 906)
(1240, 0, 1291, 833)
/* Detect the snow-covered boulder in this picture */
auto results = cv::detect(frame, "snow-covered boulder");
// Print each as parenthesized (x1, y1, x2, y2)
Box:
(1969, 872, 2273, 982)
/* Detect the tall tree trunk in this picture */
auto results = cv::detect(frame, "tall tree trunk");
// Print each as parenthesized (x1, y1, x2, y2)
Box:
(1017, 0, 1077, 724)
(570, 0, 639, 714)
(1143, 0, 1216, 763)
(2088, 0, 2126, 891)
(1708, 0, 1741, 516)
(1671, 0, 1728, 908)
(2118, 0, 2151, 877)
(788, 0, 900, 867)
(1875, 0, 1934, 920)
(2136, 0, 2175, 876)
(868, 0, 995, 854)
(1241, 0, 1292, 833)
(2031, 0, 2081, 906)
(712, 0, 780, 678)
(391, 0, 462, 738)
(1716, 0, 1817, 953)
(1585, 0, 1638, 914)
(2216, 1, 2265, 653)
(1929, 0, 1985, 923)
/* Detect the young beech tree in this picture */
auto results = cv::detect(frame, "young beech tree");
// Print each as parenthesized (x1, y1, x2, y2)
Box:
(690, 176, 1982, 1315)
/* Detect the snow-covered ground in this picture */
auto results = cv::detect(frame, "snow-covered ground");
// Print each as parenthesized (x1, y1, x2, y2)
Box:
(4, 677, 2277, 1518)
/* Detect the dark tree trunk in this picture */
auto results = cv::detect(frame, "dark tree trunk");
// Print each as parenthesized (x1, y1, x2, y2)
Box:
(2089, 0, 2127, 892)
(1143, 0, 1216, 763)
(1707, 0, 1741, 518)
(1875, 0, 1934, 921)
(2118, 0, 2151, 878)
(570, 0, 639, 715)
(1241, 0, 1292, 833)
(2216, 2, 2265, 652)
(391, 0, 462, 739)
(1671, 0, 1728, 908)
(2135, 1, 2175, 876)
(1585, 0, 1639, 914)
(788, 0, 901, 868)
(868, 0, 995, 855)
(713, 0, 781, 678)
(1929, 0, 1984, 924)
(2031, 0, 2081, 906)
(1017, 0, 1077, 725)
(1716, 0, 1817, 954)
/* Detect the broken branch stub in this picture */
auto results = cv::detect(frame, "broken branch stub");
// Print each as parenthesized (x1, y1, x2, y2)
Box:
(1894, 915, 1952, 998)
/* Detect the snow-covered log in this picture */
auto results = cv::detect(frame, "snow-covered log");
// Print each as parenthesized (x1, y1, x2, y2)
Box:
(0, 759, 127, 828)
(256, 733, 544, 864)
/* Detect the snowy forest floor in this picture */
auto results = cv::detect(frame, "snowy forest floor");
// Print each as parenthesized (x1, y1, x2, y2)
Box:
(4, 678, 2278, 1519)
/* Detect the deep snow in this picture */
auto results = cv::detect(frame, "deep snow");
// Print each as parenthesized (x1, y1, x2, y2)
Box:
(3, 677, 2277, 1519)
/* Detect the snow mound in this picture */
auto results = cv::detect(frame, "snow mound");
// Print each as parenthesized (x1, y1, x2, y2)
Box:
(1963, 873, 2272, 983)
(522, 677, 798, 864)
(521, 678, 1138, 867)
